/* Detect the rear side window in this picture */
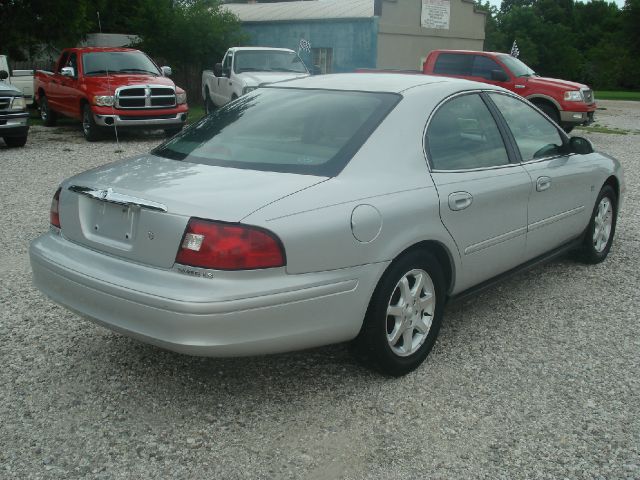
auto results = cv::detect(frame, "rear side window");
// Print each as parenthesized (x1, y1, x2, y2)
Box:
(433, 53, 472, 76)
(153, 88, 400, 176)
(489, 93, 564, 161)
(426, 93, 510, 170)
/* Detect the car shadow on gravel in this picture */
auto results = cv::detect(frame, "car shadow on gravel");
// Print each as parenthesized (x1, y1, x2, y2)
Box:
(58, 252, 601, 418)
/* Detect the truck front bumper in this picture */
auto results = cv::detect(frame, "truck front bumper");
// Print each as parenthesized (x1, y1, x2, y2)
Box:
(93, 111, 188, 128)
(0, 111, 29, 136)
(560, 108, 595, 126)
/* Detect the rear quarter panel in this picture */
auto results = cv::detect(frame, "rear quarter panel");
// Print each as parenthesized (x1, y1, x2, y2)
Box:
(243, 83, 462, 281)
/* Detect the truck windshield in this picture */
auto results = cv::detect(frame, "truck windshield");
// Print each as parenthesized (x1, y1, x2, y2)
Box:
(498, 55, 536, 77)
(153, 88, 400, 176)
(82, 51, 160, 76)
(233, 51, 308, 74)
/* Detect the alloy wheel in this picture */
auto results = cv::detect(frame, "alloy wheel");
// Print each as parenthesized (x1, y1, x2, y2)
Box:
(593, 197, 613, 253)
(386, 269, 436, 357)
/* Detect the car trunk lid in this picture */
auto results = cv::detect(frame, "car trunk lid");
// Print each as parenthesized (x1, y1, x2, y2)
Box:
(58, 154, 327, 269)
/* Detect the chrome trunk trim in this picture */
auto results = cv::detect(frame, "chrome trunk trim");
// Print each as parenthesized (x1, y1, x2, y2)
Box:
(68, 186, 168, 212)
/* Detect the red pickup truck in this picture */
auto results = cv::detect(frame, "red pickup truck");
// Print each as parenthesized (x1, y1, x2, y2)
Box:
(423, 50, 596, 132)
(35, 47, 189, 141)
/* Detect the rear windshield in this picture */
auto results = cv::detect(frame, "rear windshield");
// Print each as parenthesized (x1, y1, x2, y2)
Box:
(82, 51, 160, 76)
(234, 50, 308, 74)
(153, 88, 400, 176)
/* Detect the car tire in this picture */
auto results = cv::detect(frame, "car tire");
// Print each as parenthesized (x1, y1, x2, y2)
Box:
(351, 250, 446, 377)
(204, 89, 215, 114)
(3, 136, 28, 148)
(82, 104, 102, 142)
(536, 102, 560, 125)
(577, 185, 617, 264)
(39, 95, 57, 126)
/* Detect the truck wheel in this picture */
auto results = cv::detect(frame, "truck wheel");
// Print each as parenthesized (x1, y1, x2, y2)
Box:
(535, 102, 560, 125)
(204, 90, 215, 114)
(82, 104, 102, 142)
(39, 95, 57, 126)
(3, 136, 28, 148)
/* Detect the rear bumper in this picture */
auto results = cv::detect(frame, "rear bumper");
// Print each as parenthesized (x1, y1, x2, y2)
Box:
(29, 232, 385, 357)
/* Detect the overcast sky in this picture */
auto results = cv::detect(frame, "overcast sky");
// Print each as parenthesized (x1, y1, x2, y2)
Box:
(485, 0, 626, 9)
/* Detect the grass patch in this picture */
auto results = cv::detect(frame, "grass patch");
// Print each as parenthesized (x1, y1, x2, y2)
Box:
(576, 124, 629, 135)
(187, 104, 206, 124)
(595, 91, 640, 101)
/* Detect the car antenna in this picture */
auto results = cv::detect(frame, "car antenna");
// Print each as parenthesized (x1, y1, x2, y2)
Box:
(97, 10, 123, 154)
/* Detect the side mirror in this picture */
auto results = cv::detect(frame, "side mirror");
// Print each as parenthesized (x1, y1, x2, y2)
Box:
(60, 66, 75, 77)
(491, 69, 509, 82)
(568, 136, 594, 155)
(213, 63, 223, 77)
(161, 66, 172, 77)
(0, 70, 8, 80)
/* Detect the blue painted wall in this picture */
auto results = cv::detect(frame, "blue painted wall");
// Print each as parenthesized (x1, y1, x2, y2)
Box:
(240, 18, 378, 73)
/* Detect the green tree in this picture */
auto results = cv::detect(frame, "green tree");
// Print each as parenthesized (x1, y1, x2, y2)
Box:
(0, 0, 92, 59)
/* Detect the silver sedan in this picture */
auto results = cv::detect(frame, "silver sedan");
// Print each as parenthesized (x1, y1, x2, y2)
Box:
(30, 74, 624, 376)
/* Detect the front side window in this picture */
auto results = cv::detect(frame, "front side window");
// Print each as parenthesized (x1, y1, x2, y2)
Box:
(312, 48, 333, 74)
(471, 55, 505, 80)
(489, 93, 564, 161)
(426, 93, 510, 170)
(57, 52, 69, 73)
(433, 53, 472, 76)
(153, 88, 400, 176)
(82, 51, 160, 76)
(67, 53, 78, 77)
(223, 53, 233, 75)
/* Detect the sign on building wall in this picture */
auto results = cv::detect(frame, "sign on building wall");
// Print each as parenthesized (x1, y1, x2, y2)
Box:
(421, 0, 451, 30)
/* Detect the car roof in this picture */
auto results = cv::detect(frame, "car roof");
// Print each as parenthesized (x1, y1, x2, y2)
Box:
(431, 49, 508, 56)
(229, 47, 296, 53)
(66, 47, 140, 54)
(272, 73, 491, 94)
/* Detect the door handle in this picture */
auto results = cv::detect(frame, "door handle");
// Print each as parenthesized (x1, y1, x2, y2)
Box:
(536, 176, 552, 192)
(448, 191, 473, 211)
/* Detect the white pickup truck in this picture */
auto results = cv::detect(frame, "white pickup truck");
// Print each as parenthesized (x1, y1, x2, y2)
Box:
(202, 47, 309, 112)
(0, 55, 35, 107)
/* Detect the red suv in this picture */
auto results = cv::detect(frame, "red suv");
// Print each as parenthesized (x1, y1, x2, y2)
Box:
(423, 50, 596, 132)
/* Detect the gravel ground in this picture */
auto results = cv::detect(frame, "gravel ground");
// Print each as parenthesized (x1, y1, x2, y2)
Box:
(1, 102, 639, 479)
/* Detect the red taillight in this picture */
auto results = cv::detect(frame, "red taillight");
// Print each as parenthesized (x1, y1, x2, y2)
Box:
(175, 218, 286, 270)
(50, 188, 61, 228)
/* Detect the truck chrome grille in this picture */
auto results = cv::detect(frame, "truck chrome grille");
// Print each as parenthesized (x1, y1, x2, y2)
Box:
(582, 89, 594, 104)
(0, 97, 11, 111)
(115, 85, 176, 109)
